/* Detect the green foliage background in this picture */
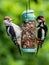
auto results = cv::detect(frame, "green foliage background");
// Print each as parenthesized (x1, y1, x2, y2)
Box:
(0, 0, 49, 65)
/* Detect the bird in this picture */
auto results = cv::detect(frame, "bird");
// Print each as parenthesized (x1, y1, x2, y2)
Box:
(36, 16, 48, 53)
(3, 16, 22, 55)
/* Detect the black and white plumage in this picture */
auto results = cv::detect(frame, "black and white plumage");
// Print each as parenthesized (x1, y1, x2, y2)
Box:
(3, 16, 22, 55)
(36, 16, 48, 53)
(37, 22, 48, 45)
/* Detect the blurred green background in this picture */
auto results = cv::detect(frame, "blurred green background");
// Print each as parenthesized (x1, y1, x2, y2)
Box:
(0, 0, 49, 65)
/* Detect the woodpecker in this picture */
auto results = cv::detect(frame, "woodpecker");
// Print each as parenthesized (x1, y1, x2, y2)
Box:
(3, 16, 22, 55)
(36, 16, 48, 53)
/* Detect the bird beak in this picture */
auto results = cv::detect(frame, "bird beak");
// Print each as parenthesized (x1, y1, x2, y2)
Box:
(36, 18, 38, 22)
(10, 18, 15, 22)
(36, 18, 37, 21)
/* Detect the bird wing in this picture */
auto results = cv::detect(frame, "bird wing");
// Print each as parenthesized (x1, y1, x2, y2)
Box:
(11, 23, 22, 38)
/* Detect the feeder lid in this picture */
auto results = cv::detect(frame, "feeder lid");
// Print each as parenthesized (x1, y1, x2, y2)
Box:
(21, 10, 36, 23)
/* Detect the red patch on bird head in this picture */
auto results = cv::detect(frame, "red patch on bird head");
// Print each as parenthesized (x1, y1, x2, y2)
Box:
(41, 18, 45, 22)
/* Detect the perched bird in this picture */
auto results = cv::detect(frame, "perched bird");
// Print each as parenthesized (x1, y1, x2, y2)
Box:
(3, 16, 22, 55)
(36, 16, 48, 53)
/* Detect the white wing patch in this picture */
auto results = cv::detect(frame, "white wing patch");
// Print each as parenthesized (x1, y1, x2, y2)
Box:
(7, 27, 11, 37)
(41, 29, 45, 40)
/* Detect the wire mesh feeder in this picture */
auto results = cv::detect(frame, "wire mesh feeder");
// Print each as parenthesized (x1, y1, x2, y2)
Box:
(21, 21, 37, 53)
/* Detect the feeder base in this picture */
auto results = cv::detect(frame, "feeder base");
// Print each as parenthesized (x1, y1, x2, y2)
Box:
(21, 48, 37, 53)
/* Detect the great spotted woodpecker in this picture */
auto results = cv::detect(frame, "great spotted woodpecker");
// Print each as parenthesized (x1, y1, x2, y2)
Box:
(36, 16, 48, 53)
(3, 16, 22, 55)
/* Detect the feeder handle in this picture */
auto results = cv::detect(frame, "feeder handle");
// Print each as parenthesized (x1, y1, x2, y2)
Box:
(26, 0, 30, 19)
(26, 0, 30, 10)
(29, 0, 30, 10)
